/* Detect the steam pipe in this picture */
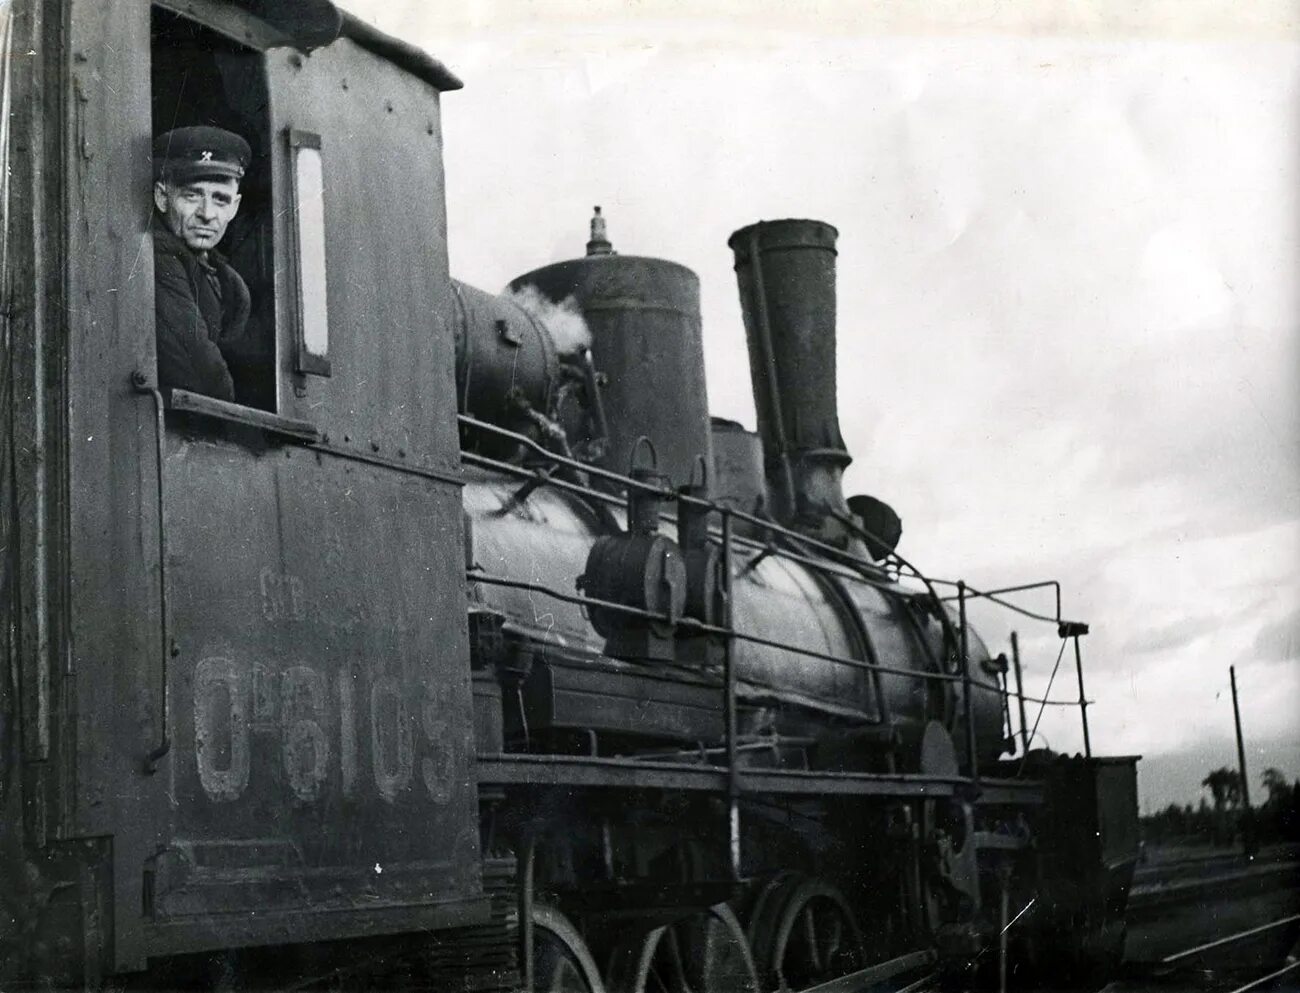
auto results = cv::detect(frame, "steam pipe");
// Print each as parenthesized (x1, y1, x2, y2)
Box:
(744, 226, 797, 518)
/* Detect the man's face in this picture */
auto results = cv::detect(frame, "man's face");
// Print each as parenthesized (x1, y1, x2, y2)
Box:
(153, 176, 242, 252)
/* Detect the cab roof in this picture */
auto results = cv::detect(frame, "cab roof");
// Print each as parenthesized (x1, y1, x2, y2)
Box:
(229, 0, 463, 91)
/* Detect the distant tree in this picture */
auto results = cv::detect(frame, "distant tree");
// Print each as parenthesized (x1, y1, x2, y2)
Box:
(1141, 770, 1299, 849)
(1261, 767, 1289, 806)
(1252, 770, 1300, 844)
(1202, 767, 1242, 811)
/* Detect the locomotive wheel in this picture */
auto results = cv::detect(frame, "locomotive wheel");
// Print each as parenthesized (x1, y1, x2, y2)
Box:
(747, 877, 866, 992)
(532, 903, 608, 993)
(604, 903, 760, 993)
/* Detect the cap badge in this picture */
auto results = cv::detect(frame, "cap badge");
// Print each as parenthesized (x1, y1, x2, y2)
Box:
(200, 150, 213, 162)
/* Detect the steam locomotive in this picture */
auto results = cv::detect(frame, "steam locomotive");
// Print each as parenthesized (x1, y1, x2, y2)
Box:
(0, 1, 1139, 989)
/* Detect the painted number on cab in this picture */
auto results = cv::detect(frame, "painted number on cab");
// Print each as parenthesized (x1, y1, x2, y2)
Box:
(192, 657, 458, 805)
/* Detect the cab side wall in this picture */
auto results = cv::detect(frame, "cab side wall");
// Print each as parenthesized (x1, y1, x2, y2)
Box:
(64, 0, 163, 971)
(56, 0, 477, 973)
(268, 37, 459, 466)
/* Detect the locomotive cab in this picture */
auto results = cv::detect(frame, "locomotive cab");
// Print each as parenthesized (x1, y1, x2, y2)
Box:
(2, 0, 490, 981)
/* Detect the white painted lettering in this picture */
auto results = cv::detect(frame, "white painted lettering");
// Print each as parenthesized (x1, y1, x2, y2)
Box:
(194, 657, 251, 803)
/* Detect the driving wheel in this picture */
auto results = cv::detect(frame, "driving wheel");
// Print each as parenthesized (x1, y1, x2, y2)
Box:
(605, 903, 760, 993)
(532, 902, 607, 993)
(747, 876, 866, 992)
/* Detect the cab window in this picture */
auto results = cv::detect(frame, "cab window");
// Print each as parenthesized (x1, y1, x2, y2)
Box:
(151, 7, 276, 412)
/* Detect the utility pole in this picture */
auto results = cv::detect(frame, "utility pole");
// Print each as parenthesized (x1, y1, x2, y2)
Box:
(1229, 665, 1256, 857)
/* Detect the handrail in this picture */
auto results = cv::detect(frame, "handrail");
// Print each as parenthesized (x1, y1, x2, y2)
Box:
(460, 412, 1098, 760)
(132, 372, 173, 774)
(467, 569, 1088, 708)
(463, 415, 893, 579)
(936, 578, 1084, 629)
(462, 449, 901, 593)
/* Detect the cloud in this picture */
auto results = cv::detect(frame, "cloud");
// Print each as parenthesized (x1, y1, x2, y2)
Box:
(1250, 605, 1300, 663)
(1137, 733, 1300, 813)
(1122, 615, 1224, 656)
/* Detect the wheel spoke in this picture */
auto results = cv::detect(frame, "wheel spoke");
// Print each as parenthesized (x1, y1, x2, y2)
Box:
(824, 908, 845, 966)
(802, 906, 822, 974)
(664, 928, 694, 993)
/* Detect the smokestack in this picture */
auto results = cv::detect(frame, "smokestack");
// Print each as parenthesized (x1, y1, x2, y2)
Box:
(728, 219, 852, 539)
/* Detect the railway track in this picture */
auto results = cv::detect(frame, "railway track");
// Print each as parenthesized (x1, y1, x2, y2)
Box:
(1099, 849, 1298, 993)
(788, 851, 1300, 993)
(1109, 912, 1300, 993)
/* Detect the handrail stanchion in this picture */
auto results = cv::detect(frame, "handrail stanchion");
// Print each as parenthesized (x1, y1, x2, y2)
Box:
(958, 581, 978, 783)
(1011, 631, 1029, 756)
(721, 509, 740, 878)
(1060, 622, 1092, 759)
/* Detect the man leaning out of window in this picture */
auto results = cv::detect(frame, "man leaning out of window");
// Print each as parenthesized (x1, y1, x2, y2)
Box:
(152, 125, 253, 402)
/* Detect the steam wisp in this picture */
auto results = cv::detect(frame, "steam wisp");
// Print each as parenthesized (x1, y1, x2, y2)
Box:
(506, 284, 592, 358)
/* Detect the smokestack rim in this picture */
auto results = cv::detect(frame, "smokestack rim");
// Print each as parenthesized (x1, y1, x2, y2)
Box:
(508, 255, 701, 318)
(727, 218, 839, 261)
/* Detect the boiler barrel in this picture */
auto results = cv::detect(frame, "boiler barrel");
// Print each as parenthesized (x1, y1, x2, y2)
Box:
(464, 475, 1006, 766)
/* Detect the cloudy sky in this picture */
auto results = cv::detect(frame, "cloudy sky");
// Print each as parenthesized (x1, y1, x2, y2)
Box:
(347, 0, 1299, 812)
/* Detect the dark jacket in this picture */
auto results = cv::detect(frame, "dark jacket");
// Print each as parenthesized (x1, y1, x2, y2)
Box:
(153, 219, 252, 402)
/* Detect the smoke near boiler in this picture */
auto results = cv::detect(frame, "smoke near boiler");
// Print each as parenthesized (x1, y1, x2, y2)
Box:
(505, 284, 592, 357)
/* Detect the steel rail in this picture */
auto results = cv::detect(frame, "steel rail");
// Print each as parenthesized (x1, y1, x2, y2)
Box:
(894, 974, 936, 993)
(1224, 958, 1300, 993)
(1161, 912, 1300, 964)
(795, 948, 936, 993)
